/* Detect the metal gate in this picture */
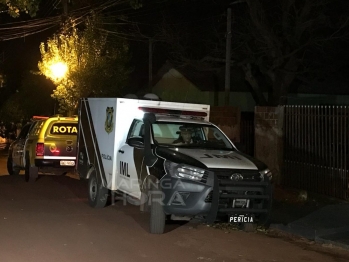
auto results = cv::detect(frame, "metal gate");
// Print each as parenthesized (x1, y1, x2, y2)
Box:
(283, 105, 349, 200)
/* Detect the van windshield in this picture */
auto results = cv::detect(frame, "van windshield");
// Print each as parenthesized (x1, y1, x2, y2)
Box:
(151, 122, 234, 150)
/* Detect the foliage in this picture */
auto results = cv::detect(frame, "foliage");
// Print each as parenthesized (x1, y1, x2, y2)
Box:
(0, 72, 54, 122)
(0, 0, 40, 17)
(0, 0, 143, 17)
(0, 94, 25, 123)
(38, 14, 131, 113)
(130, 0, 143, 9)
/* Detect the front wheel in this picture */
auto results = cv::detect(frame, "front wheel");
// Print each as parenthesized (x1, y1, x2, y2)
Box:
(7, 155, 20, 176)
(149, 184, 166, 234)
(88, 168, 108, 208)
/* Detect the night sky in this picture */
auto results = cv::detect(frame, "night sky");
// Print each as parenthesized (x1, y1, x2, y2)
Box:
(0, 0, 349, 108)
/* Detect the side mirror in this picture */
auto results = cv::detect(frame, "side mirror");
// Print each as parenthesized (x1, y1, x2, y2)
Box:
(128, 137, 144, 148)
(143, 112, 157, 166)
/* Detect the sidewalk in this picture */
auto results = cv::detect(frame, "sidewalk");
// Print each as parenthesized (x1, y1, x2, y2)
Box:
(270, 185, 349, 250)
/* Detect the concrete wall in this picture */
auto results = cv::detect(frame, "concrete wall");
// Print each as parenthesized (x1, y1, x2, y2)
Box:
(210, 106, 241, 143)
(254, 106, 284, 184)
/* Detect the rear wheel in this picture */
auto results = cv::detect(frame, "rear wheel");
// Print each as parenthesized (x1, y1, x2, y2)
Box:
(24, 153, 38, 182)
(149, 184, 166, 234)
(7, 155, 20, 176)
(88, 168, 108, 208)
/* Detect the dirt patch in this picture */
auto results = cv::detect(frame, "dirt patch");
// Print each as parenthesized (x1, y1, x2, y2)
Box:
(204, 222, 349, 260)
(270, 185, 345, 225)
(273, 185, 307, 203)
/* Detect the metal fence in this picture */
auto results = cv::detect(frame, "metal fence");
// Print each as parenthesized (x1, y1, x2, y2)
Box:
(283, 105, 349, 200)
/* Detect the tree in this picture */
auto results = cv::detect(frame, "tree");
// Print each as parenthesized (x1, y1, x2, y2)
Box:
(153, 0, 349, 106)
(0, 0, 143, 18)
(0, 0, 41, 17)
(0, 72, 55, 122)
(38, 14, 131, 113)
(230, 0, 349, 105)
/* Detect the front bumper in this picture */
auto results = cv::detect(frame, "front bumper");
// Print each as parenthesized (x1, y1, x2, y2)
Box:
(161, 169, 272, 224)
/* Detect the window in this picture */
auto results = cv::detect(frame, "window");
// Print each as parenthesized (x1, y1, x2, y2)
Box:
(128, 119, 144, 139)
(18, 124, 31, 139)
(30, 121, 44, 136)
(151, 122, 233, 150)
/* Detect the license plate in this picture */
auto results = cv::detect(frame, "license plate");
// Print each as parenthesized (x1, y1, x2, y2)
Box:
(235, 199, 247, 206)
(229, 215, 254, 223)
(60, 160, 75, 166)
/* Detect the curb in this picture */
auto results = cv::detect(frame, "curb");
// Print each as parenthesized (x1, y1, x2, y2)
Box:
(270, 223, 349, 250)
(316, 233, 349, 250)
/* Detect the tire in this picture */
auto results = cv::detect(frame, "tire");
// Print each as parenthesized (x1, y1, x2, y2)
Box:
(242, 222, 257, 232)
(24, 153, 38, 182)
(88, 168, 108, 208)
(149, 184, 166, 234)
(140, 178, 151, 213)
(7, 155, 20, 176)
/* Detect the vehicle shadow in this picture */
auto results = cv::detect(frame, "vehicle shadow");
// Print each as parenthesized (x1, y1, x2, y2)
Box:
(45, 174, 89, 200)
(110, 198, 189, 234)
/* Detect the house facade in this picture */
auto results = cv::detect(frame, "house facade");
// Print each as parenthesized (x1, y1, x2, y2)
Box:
(151, 62, 349, 111)
(151, 63, 258, 112)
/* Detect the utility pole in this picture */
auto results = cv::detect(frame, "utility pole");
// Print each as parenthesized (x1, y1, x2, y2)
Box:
(62, 0, 68, 17)
(149, 38, 153, 90)
(224, 7, 232, 106)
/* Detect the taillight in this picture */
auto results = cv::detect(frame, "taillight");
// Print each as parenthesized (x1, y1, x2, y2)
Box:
(36, 143, 45, 156)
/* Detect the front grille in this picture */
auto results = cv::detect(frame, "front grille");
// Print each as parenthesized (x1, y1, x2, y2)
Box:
(205, 190, 213, 202)
(204, 169, 271, 217)
(200, 173, 209, 184)
(213, 169, 262, 182)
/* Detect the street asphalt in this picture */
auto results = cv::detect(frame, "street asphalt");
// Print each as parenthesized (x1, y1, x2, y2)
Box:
(1, 147, 349, 252)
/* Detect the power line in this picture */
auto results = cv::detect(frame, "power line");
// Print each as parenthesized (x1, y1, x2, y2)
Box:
(0, 0, 127, 41)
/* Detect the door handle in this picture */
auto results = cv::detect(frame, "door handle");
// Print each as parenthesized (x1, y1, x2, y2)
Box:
(118, 150, 124, 154)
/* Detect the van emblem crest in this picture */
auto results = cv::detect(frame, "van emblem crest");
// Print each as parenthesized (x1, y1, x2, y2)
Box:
(105, 107, 114, 134)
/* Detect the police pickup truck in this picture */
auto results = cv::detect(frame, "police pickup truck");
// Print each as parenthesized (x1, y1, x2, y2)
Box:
(76, 97, 272, 234)
(7, 115, 78, 182)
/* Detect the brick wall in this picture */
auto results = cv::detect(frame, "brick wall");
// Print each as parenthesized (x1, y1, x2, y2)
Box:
(255, 106, 284, 184)
(210, 106, 241, 142)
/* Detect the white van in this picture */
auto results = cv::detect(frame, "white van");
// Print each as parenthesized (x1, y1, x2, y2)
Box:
(76, 97, 272, 234)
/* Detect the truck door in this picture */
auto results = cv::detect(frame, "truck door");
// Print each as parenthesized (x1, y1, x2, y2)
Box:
(12, 123, 32, 168)
(116, 119, 144, 199)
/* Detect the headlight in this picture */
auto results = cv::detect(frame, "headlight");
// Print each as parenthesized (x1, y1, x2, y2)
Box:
(260, 168, 272, 181)
(164, 160, 205, 181)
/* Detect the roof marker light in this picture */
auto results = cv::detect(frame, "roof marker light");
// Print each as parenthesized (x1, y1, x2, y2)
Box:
(138, 107, 207, 117)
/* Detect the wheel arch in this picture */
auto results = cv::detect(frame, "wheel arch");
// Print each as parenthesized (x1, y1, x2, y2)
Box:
(86, 165, 96, 180)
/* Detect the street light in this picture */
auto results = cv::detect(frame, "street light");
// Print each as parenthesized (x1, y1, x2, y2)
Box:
(49, 62, 68, 81)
